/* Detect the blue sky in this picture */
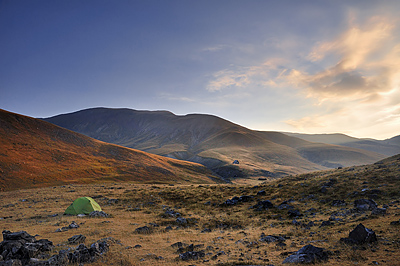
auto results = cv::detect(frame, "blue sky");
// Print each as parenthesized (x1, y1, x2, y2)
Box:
(1, 0, 400, 139)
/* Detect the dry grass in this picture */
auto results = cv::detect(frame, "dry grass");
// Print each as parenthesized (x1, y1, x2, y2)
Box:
(2, 155, 400, 265)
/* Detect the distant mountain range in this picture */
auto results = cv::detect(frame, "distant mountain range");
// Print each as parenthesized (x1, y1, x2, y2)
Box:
(283, 133, 400, 157)
(0, 109, 221, 191)
(43, 107, 390, 179)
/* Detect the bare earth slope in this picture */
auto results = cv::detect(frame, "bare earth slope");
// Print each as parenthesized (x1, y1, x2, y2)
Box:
(43, 107, 386, 178)
(0, 109, 221, 191)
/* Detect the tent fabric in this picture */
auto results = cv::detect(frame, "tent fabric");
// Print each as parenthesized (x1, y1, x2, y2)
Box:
(64, 197, 102, 215)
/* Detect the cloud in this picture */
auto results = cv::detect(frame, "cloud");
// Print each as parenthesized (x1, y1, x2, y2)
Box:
(206, 58, 287, 92)
(158, 93, 195, 102)
(205, 14, 400, 138)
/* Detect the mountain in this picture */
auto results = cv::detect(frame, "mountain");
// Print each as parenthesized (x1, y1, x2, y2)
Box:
(0, 109, 222, 191)
(284, 132, 400, 157)
(43, 107, 387, 178)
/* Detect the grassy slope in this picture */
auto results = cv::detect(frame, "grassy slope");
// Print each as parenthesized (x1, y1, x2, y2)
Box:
(1, 153, 399, 265)
(0, 109, 222, 191)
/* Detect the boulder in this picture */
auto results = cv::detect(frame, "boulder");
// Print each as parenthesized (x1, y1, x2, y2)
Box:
(282, 244, 330, 264)
(340, 223, 377, 244)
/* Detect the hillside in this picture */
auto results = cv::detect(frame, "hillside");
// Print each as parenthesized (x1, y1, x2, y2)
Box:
(43, 107, 386, 178)
(1, 151, 400, 265)
(0, 109, 222, 191)
(284, 132, 400, 157)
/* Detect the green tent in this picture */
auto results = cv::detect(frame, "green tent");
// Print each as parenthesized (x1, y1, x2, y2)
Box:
(64, 197, 102, 215)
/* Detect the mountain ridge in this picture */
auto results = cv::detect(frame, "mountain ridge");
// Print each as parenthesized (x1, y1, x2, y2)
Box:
(43, 107, 387, 179)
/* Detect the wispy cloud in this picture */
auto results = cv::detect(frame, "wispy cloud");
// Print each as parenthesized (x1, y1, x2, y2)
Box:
(205, 15, 400, 138)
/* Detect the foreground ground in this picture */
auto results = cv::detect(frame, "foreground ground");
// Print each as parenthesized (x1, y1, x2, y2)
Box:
(1, 156, 400, 265)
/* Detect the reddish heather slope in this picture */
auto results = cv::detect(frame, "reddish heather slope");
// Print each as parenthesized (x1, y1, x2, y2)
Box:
(0, 109, 221, 191)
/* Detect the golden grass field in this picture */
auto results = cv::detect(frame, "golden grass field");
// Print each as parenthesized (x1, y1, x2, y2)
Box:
(1, 155, 400, 265)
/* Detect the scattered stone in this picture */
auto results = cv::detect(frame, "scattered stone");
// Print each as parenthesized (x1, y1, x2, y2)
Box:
(320, 220, 334, 227)
(68, 234, 86, 244)
(171, 242, 188, 249)
(179, 251, 205, 261)
(354, 199, 377, 212)
(107, 199, 119, 204)
(282, 244, 330, 264)
(257, 190, 266, 196)
(222, 195, 254, 206)
(176, 217, 187, 225)
(134, 226, 152, 234)
(259, 233, 286, 243)
(252, 200, 274, 211)
(288, 209, 302, 218)
(371, 207, 387, 216)
(165, 226, 173, 232)
(201, 228, 211, 233)
(340, 223, 377, 245)
(162, 208, 181, 218)
(89, 211, 109, 218)
(332, 200, 346, 207)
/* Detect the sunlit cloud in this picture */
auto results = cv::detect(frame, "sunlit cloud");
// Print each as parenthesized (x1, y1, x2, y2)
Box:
(205, 15, 400, 139)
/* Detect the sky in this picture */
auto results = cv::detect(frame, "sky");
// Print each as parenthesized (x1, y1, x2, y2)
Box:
(1, 0, 400, 140)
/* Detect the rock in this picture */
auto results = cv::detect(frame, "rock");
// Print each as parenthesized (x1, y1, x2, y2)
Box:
(0, 259, 23, 266)
(282, 244, 330, 264)
(252, 200, 274, 211)
(288, 209, 302, 218)
(320, 220, 333, 227)
(390, 219, 400, 225)
(107, 199, 119, 204)
(222, 195, 253, 206)
(68, 244, 92, 264)
(163, 208, 181, 218)
(68, 221, 79, 229)
(89, 211, 109, 218)
(354, 199, 377, 212)
(371, 208, 386, 216)
(179, 251, 205, 261)
(340, 223, 377, 244)
(68, 235, 86, 244)
(259, 233, 286, 243)
(233, 160, 239, 164)
(165, 226, 173, 232)
(171, 242, 187, 249)
(0, 230, 54, 265)
(201, 228, 211, 233)
(47, 249, 69, 266)
(134, 226, 152, 234)
(176, 217, 188, 225)
(332, 200, 346, 207)
(257, 190, 266, 196)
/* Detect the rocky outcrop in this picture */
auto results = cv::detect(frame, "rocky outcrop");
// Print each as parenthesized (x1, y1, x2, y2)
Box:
(0, 230, 113, 266)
